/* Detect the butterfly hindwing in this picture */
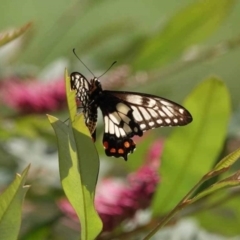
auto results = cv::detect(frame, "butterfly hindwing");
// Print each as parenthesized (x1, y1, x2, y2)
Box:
(97, 92, 143, 160)
(103, 134, 136, 160)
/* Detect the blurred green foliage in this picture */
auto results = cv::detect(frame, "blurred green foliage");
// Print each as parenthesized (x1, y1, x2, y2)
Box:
(153, 77, 231, 214)
(1, 0, 240, 239)
(0, 166, 30, 240)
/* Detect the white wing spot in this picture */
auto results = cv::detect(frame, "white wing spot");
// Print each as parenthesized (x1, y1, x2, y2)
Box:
(118, 112, 131, 124)
(75, 81, 80, 89)
(160, 100, 172, 106)
(109, 119, 115, 134)
(119, 128, 126, 137)
(139, 107, 151, 120)
(147, 98, 157, 107)
(134, 127, 138, 132)
(179, 108, 185, 114)
(140, 123, 146, 129)
(116, 103, 131, 115)
(149, 121, 154, 126)
(159, 111, 166, 117)
(157, 119, 163, 124)
(148, 109, 158, 118)
(123, 123, 131, 133)
(132, 106, 143, 121)
(162, 106, 174, 117)
(109, 112, 121, 125)
(126, 95, 143, 105)
(165, 118, 171, 124)
(115, 125, 120, 138)
(104, 116, 109, 133)
(173, 118, 178, 123)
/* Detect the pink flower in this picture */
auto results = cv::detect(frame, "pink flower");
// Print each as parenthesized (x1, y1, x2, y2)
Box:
(0, 78, 66, 114)
(58, 140, 163, 232)
(145, 139, 164, 169)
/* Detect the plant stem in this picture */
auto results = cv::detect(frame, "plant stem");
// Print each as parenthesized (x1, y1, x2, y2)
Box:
(143, 176, 205, 239)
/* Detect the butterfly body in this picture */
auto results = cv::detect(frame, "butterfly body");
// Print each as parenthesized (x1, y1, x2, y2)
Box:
(70, 72, 192, 160)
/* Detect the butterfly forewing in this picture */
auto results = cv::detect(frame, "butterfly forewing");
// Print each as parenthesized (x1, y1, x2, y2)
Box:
(70, 71, 192, 160)
(70, 72, 90, 106)
(105, 91, 192, 131)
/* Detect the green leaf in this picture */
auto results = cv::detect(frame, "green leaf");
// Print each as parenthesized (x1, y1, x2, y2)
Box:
(0, 22, 32, 47)
(212, 147, 240, 172)
(48, 70, 102, 239)
(152, 77, 231, 215)
(0, 165, 30, 240)
(200, 147, 240, 180)
(189, 171, 240, 204)
(133, 0, 235, 70)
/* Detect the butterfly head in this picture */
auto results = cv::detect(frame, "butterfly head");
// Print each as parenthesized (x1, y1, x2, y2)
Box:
(89, 77, 102, 93)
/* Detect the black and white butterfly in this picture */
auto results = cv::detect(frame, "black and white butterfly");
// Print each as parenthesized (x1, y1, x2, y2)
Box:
(70, 69, 192, 160)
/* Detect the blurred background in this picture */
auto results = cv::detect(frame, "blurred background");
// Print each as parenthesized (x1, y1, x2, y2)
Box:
(0, 0, 240, 239)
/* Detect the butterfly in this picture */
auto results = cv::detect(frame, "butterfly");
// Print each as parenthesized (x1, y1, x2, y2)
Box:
(70, 69, 192, 160)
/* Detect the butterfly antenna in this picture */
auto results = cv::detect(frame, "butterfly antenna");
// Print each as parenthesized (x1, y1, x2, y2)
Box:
(98, 61, 117, 79)
(73, 48, 95, 78)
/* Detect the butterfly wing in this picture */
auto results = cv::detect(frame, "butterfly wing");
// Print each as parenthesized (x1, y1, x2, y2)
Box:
(100, 90, 192, 160)
(70, 72, 98, 139)
(108, 91, 192, 129)
(70, 72, 90, 108)
(70, 71, 192, 160)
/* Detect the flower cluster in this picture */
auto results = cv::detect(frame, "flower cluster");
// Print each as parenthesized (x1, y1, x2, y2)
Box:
(58, 140, 162, 232)
(0, 78, 66, 114)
